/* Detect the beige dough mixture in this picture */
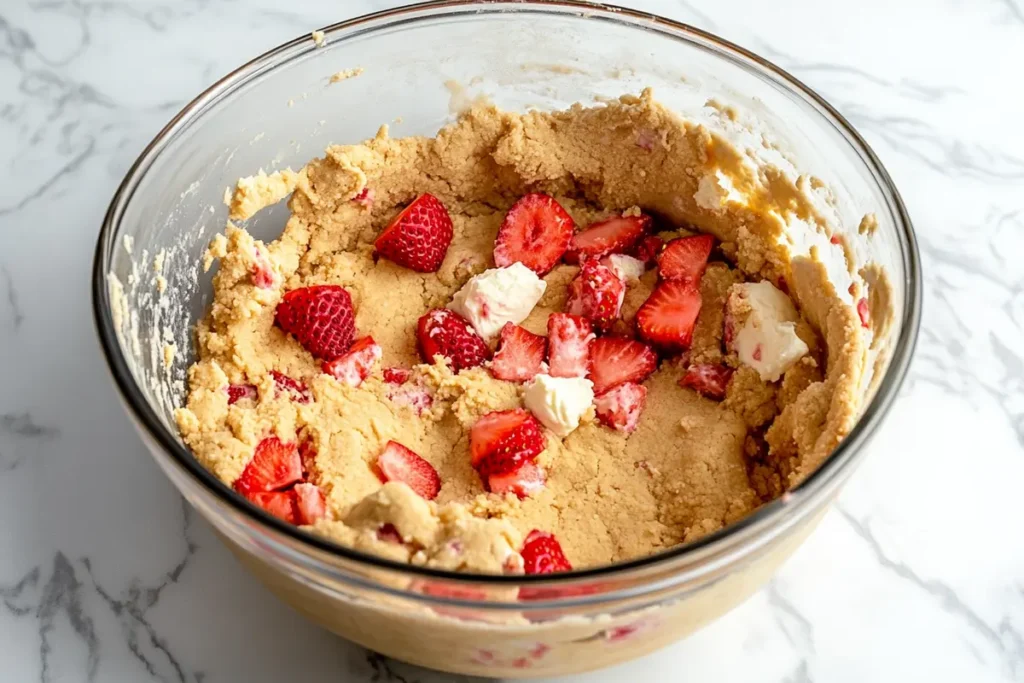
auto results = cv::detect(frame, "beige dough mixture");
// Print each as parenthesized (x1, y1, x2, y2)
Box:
(175, 90, 869, 574)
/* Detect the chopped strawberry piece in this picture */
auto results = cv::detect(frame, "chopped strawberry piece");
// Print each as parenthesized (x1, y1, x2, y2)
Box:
(353, 187, 374, 208)
(566, 259, 625, 331)
(857, 297, 870, 328)
(594, 382, 648, 434)
(376, 441, 441, 500)
(226, 383, 257, 404)
(275, 284, 355, 360)
(470, 409, 546, 478)
(417, 308, 492, 373)
(488, 460, 546, 498)
(521, 530, 572, 574)
(631, 235, 664, 265)
(565, 214, 652, 264)
(490, 323, 547, 382)
(322, 336, 382, 387)
(271, 371, 311, 403)
(249, 491, 299, 524)
(293, 483, 327, 524)
(830, 234, 842, 245)
(493, 193, 575, 275)
(679, 363, 733, 400)
(251, 248, 276, 289)
(375, 193, 453, 272)
(636, 281, 702, 349)
(657, 234, 714, 284)
(376, 523, 404, 544)
(386, 382, 433, 415)
(234, 436, 303, 497)
(383, 367, 411, 384)
(546, 313, 595, 378)
(298, 438, 317, 478)
(588, 336, 657, 395)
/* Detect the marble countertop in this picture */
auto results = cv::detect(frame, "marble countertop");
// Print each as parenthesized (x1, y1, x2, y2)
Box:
(2, 0, 1023, 681)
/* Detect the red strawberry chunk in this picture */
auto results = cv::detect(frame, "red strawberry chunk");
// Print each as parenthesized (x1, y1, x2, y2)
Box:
(251, 247, 277, 289)
(293, 482, 327, 524)
(490, 323, 547, 383)
(636, 281, 702, 349)
(470, 409, 546, 478)
(565, 214, 652, 264)
(588, 336, 657, 395)
(594, 382, 647, 434)
(566, 259, 625, 331)
(657, 234, 714, 284)
(271, 371, 311, 403)
(226, 383, 257, 404)
(376, 523, 404, 544)
(383, 367, 411, 384)
(679, 363, 733, 400)
(322, 336, 382, 387)
(417, 308, 492, 373)
(353, 187, 374, 208)
(386, 382, 433, 415)
(488, 460, 546, 499)
(249, 491, 299, 524)
(493, 193, 575, 275)
(375, 193, 453, 273)
(546, 313, 595, 379)
(631, 235, 664, 265)
(376, 441, 441, 500)
(275, 284, 355, 360)
(234, 436, 303, 497)
(298, 438, 318, 479)
(521, 530, 572, 574)
(857, 297, 870, 328)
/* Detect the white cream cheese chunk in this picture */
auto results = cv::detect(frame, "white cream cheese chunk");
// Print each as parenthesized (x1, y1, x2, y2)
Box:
(605, 254, 646, 282)
(523, 374, 594, 437)
(728, 281, 809, 382)
(448, 263, 546, 341)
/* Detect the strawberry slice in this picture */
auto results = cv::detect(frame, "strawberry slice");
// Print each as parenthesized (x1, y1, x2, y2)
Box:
(657, 234, 714, 284)
(271, 371, 311, 404)
(234, 436, 303, 497)
(493, 193, 575, 275)
(566, 259, 626, 331)
(322, 336, 382, 387)
(249, 491, 299, 524)
(636, 281, 702, 349)
(275, 284, 355, 361)
(293, 482, 327, 524)
(386, 382, 433, 415)
(490, 323, 547, 382)
(376, 523, 404, 544)
(546, 313, 595, 379)
(594, 382, 648, 434)
(470, 409, 546, 479)
(521, 530, 572, 574)
(679, 363, 733, 400)
(376, 441, 441, 500)
(417, 308, 492, 373)
(375, 193, 453, 273)
(565, 214, 652, 264)
(227, 383, 257, 404)
(487, 460, 546, 498)
(631, 234, 664, 265)
(251, 248, 277, 289)
(857, 297, 870, 328)
(383, 367, 411, 384)
(588, 337, 657, 395)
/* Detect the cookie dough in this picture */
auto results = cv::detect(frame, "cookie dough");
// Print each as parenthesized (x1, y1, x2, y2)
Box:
(175, 90, 866, 573)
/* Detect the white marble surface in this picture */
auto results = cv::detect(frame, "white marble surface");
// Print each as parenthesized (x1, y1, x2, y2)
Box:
(2, 0, 1023, 681)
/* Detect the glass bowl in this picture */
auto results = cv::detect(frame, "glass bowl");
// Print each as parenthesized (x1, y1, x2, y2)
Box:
(91, 0, 921, 677)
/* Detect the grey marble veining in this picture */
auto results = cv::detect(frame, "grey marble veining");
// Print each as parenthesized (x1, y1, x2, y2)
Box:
(1, 0, 1023, 681)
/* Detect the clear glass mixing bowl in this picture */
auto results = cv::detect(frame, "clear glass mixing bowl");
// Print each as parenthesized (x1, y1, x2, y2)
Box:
(91, 1, 921, 677)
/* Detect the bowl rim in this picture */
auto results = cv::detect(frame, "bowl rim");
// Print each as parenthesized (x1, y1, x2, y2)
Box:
(91, 0, 922, 593)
